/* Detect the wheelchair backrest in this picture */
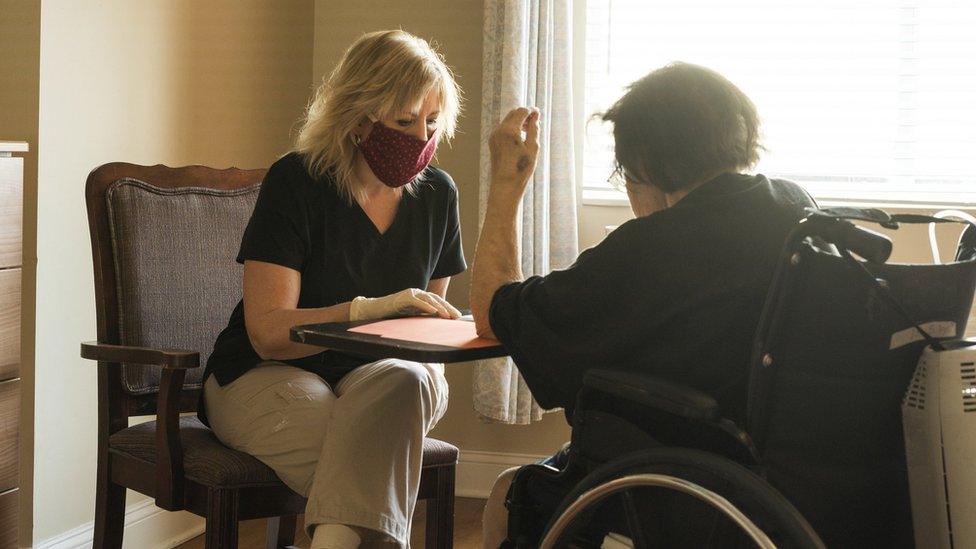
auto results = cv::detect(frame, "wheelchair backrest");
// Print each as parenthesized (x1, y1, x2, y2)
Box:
(747, 213, 976, 547)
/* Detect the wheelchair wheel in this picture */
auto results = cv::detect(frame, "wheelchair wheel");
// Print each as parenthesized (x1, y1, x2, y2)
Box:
(539, 448, 824, 549)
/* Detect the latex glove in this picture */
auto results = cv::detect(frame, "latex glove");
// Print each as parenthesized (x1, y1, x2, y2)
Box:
(349, 288, 462, 321)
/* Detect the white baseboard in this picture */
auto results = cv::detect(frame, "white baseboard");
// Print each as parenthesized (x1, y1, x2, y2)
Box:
(35, 497, 204, 549)
(33, 450, 546, 547)
(456, 450, 549, 499)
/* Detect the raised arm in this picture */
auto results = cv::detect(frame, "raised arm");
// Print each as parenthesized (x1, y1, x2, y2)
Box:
(470, 107, 540, 338)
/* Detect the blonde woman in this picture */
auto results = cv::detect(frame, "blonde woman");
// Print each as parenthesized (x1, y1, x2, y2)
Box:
(202, 30, 465, 549)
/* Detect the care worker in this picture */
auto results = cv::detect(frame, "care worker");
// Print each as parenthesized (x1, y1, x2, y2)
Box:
(201, 30, 466, 549)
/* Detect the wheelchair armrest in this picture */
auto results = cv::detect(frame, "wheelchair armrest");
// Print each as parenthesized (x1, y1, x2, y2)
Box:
(583, 369, 719, 421)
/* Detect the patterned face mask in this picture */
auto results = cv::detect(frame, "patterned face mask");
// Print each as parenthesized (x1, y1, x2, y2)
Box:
(357, 121, 438, 188)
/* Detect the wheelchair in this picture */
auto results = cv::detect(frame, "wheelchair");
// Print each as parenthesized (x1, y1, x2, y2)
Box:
(502, 208, 976, 548)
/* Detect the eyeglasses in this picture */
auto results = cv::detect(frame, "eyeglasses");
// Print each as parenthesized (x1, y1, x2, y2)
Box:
(607, 164, 644, 190)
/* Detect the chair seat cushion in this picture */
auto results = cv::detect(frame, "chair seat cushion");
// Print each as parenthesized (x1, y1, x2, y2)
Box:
(421, 436, 461, 468)
(109, 416, 459, 488)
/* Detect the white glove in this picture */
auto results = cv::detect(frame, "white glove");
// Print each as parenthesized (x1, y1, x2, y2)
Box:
(349, 288, 462, 321)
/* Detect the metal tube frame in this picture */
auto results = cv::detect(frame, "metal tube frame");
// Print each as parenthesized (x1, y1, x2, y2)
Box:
(539, 473, 777, 549)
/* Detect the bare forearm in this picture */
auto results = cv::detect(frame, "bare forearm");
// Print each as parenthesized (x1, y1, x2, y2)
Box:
(472, 105, 540, 338)
(248, 302, 351, 360)
(471, 190, 523, 338)
(427, 276, 451, 299)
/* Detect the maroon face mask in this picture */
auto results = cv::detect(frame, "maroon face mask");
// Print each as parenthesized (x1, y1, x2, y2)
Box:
(357, 121, 438, 188)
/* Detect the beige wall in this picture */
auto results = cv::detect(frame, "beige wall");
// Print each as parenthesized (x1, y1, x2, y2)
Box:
(33, 1, 314, 543)
(0, 1, 40, 544)
(312, 0, 573, 458)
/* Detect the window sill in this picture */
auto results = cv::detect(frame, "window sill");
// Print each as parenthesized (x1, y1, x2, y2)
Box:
(581, 188, 630, 207)
(581, 188, 976, 211)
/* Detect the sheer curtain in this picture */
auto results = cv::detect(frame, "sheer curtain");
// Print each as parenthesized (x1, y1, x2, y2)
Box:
(473, 0, 579, 424)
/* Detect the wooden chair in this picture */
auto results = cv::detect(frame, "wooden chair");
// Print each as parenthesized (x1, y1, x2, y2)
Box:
(80, 162, 458, 548)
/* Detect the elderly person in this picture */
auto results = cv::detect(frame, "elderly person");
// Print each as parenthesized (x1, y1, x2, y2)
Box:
(472, 62, 816, 547)
(202, 30, 465, 549)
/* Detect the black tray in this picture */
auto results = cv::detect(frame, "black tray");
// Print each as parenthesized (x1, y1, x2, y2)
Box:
(290, 319, 509, 363)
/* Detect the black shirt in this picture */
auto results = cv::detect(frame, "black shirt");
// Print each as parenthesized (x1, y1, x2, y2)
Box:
(488, 173, 814, 423)
(204, 152, 466, 389)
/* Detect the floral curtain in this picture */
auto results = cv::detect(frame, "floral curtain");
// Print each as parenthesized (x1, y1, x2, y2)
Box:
(474, 0, 579, 424)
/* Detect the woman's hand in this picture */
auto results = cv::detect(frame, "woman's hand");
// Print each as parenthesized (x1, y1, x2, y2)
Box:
(350, 288, 462, 321)
(488, 107, 540, 202)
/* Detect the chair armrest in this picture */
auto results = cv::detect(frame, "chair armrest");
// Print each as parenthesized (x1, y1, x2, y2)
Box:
(80, 341, 200, 369)
(155, 368, 187, 510)
(583, 369, 719, 421)
(81, 341, 197, 510)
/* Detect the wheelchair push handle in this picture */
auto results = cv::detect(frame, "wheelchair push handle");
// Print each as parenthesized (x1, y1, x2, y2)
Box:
(837, 223, 892, 263)
(798, 216, 893, 263)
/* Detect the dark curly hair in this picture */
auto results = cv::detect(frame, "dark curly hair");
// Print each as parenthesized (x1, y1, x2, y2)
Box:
(600, 62, 762, 193)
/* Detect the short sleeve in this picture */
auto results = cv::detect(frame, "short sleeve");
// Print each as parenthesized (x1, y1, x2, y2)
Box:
(236, 158, 309, 271)
(430, 175, 467, 279)
(487, 225, 659, 410)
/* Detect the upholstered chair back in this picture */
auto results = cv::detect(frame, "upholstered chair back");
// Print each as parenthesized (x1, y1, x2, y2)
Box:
(101, 175, 260, 395)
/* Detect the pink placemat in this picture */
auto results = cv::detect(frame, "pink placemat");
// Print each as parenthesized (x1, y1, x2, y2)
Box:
(348, 317, 500, 349)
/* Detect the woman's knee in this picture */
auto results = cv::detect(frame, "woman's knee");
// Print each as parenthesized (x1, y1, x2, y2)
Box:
(368, 359, 439, 397)
(334, 359, 448, 426)
(386, 361, 448, 416)
(386, 359, 429, 381)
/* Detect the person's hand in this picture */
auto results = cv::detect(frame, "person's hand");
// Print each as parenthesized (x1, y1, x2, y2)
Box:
(349, 288, 462, 321)
(488, 107, 540, 201)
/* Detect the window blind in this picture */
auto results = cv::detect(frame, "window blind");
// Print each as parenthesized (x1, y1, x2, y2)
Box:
(583, 0, 976, 205)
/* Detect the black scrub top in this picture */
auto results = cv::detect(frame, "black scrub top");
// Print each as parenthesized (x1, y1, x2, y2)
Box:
(489, 173, 815, 423)
(204, 152, 466, 392)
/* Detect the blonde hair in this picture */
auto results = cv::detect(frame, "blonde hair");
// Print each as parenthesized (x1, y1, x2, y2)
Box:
(296, 30, 462, 204)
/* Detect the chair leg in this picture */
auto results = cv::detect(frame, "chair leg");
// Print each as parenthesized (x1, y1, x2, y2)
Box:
(205, 489, 239, 549)
(266, 515, 299, 549)
(425, 464, 455, 549)
(93, 456, 126, 549)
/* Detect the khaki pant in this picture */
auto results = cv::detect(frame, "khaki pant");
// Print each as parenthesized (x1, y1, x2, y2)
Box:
(204, 360, 449, 547)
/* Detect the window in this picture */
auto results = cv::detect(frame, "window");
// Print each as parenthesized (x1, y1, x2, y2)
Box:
(582, 0, 976, 205)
